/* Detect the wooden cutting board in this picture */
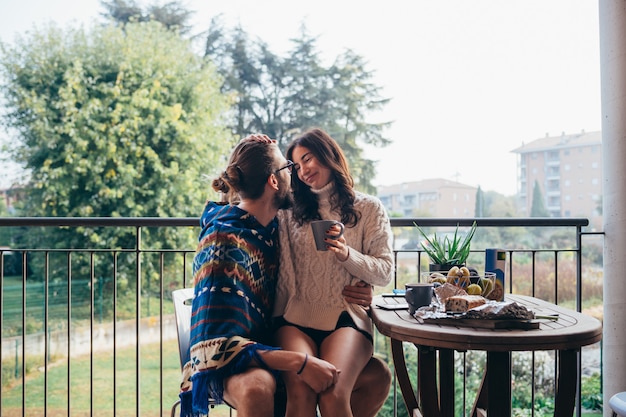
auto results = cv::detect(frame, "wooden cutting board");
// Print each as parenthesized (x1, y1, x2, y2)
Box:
(422, 317, 540, 330)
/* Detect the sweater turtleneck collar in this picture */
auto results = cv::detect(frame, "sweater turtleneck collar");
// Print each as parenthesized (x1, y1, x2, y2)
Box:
(310, 182, 334, 197)
(310, 182, 335, 211)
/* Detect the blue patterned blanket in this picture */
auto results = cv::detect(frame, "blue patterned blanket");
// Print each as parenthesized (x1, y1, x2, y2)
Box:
(179, 202, 280, 417)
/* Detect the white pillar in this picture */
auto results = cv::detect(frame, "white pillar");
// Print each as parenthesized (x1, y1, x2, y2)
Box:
(600, 1, 626, 415)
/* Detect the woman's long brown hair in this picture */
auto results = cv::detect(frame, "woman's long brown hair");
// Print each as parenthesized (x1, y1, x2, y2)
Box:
(286, 128, 360, 227)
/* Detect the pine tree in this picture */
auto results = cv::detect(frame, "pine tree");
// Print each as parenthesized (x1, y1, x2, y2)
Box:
(530, 180, 550, 217)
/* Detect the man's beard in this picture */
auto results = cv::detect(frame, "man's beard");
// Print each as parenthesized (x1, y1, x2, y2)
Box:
(274, 176, 293, 210)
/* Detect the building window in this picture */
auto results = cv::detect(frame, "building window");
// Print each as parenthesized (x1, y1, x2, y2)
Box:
(547, 150, 559, 160)
(547, 179, 559, 191)
(547, 166, 559, 176)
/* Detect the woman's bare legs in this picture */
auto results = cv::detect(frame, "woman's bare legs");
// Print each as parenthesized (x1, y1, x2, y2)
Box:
(318, 328, 373, 417)
(275, 325, 319, 417)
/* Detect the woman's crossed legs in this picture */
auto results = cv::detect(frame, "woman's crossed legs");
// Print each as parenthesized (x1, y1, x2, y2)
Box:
(275, 315, 374, 417)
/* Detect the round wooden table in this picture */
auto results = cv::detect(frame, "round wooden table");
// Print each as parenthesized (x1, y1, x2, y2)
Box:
(372, 294, 602, 417)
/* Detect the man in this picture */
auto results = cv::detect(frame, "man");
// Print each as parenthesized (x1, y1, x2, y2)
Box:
(180, 135, 390, 417)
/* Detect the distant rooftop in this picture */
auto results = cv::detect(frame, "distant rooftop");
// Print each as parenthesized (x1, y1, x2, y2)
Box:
(511, 130, 601, 154)
(377, 178, 477, 194)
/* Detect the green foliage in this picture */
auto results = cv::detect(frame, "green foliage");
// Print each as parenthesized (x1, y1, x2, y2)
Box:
(0, 195, 12, 250)
(100, 0, 193, 34)
(1, 22, 231, 222)
(475, 186, 485, 216)
(483, 189, 519, 217)
(531, 180, 550, 217)
(0, 193, 7, 216)
(0, 21, 232, 294)
(581, 372, 603, 411)
(203, 19, 391, 193)
(414, 221, 477, 266)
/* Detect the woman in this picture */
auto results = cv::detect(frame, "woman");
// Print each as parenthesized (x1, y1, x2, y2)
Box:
(274, 128, 394, 417)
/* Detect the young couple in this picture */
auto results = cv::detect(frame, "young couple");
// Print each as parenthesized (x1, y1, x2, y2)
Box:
(179, 129, 394, 417)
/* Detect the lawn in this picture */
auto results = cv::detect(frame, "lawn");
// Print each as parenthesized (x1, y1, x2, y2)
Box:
(1, 340, 233, 417)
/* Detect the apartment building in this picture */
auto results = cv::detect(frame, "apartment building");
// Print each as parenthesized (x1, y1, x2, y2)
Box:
(377, 178, 477, 218)
(512, 130, 602, 230)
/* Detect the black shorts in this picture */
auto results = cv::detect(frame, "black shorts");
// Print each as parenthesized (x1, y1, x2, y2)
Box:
(274, 311, 373, 347)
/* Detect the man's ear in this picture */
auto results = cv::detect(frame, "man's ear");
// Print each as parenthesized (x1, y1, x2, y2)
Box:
(268, 173, 279, 191)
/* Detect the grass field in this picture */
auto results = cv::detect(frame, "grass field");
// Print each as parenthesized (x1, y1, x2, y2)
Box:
(1, 340, 233, 417)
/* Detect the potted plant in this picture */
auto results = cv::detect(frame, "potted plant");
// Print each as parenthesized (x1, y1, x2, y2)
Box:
(413, 221, 477, 273)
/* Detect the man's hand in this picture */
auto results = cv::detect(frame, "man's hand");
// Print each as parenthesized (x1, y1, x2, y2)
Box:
(342, 280, 373, 307)
(298, 355, 340, 393)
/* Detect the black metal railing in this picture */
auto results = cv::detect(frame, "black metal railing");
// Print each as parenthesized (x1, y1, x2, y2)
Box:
(0, 217, 602, 417)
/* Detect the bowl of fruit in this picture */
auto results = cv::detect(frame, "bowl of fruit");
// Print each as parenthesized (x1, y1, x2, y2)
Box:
(472, 272, 496, 298)
(425, 267, 495, 298)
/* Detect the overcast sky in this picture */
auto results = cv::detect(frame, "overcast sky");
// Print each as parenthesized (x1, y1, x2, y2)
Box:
(0, 0, 601, 195)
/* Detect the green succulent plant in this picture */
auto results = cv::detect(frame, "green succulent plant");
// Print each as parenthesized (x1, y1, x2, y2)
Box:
(414, 221, 477, 266)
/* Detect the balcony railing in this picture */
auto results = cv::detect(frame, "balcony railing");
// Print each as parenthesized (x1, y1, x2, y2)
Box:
(0, 217, 603, 416)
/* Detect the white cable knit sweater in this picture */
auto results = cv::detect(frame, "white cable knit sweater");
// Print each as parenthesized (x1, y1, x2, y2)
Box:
(273, 183, 394, 336)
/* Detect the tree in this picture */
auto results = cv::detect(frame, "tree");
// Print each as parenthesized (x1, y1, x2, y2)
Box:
(1, 21, 230, 221)
(203, 20, 392, 193)
(100, 0, 193, 34)
(475, 186, 484, 217)
(0, 21, 232, 297)
(0, 192, 10, 246)
(530, 180, 550, 217)
(483, 191, 518, 217)
(0, 193, 7, 216)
